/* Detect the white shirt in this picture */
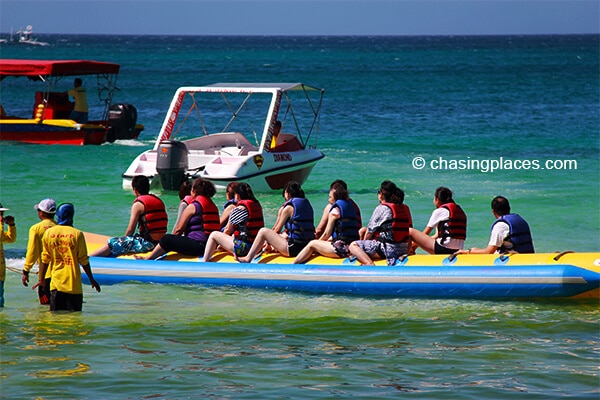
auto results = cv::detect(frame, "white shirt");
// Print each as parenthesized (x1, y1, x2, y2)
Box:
(426, 207, 465, 249)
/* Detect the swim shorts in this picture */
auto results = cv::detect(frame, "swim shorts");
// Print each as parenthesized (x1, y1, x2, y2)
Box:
(50, 290, 83, 312)
(434, 241, 458, 255)
(332, 240, 351, 258)
(353, 239, 409, 266)
(233, 239, 251, 257)
(108, 234, 155, 256)
(287, 239, 311, 257)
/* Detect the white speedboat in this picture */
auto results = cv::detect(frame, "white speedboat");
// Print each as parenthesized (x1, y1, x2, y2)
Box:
(122, 83, 325, 191)
(12, 25, 49, 46)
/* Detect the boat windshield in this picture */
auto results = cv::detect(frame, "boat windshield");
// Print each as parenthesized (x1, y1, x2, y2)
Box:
(162, 86, 323, 151)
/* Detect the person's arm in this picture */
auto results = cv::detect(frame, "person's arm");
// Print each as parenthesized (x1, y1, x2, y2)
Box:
(81, 263, 101, 292)
(124, 202, 144, 236)
(314, 204, 331, 238)
(271, 205, 294, 233)
(319, 212, 339, 240)
(460, 245, 498, 254)
(32, 261, 48, 290)
(457, 222, 507, 255)
(1, 216, 16, 243)
(172, 203, 196, 236)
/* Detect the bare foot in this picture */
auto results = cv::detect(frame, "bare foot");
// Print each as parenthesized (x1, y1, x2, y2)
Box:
(235, 255, 249, 263)
(134, 254, 149, 260)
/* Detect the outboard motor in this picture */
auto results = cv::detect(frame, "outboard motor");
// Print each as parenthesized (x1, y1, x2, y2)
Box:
(107, 103, 138, 141)
(156, 140, 189, 191)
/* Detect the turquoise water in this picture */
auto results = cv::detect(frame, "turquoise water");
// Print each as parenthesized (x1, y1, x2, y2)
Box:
(1, 35, 599, 398)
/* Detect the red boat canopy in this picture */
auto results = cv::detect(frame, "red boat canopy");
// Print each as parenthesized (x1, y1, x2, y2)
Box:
(0, 59, 120, 78)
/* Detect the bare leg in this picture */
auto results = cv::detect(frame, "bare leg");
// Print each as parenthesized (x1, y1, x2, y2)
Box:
(409, 228, 436, 254)
(135, 243, 167, 260)
(237, 228, 288, 262)
(293, 240, 337, 264)
(203, 231, 233, 262)
(348, 242, 375, 266)
(90, 244, 111, 257)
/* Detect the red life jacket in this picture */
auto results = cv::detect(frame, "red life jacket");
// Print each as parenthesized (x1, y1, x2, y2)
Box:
(194, 195, 221, 235)
(235, 199, 264, 242)
(380, 202, 412, 243)
(438, 202, 467, 241)
(135, 194, 168, 240)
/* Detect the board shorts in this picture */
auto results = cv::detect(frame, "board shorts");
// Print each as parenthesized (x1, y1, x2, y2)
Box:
(50, 290, 83, 312)
(332, 240, 351, 258)
(434, 241, 459, 255)
(233, 239, 251, 257)
(108, 233, 155, 256)
(287, 239, 311, 257)
(353, 239, 409, 266)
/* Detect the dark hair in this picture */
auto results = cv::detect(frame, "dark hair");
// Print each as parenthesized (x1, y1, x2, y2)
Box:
(491, 196, 511, 216)
(132, 175, 150, 195)
(192, 178, 216, 198)
(330, 179, 348, 191)
(226, 182, 240, 200)
(434, 187, 453, 204)
(236, 182, 257, 201)
(379, 180, 404, 205)
(330, 182, 349, 201)
(284, 181, 305, 198)
(74, 78, 82, 86)
(178, 180, 192, 200)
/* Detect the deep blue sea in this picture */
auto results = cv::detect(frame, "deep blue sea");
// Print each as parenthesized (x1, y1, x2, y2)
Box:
(1, 35, 599, 399)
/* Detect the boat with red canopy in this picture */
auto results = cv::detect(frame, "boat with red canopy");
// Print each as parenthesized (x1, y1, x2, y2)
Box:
(0, 59, 143, 145)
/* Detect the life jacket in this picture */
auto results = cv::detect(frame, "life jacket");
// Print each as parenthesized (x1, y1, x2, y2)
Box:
(492, 214, 535, 254)
(331, 199, 360, 243)
(378, 202, 412, 243)
(350, 198, 363, 228)
(235, 199, 264, 242)
(437, 202, 467, 242)
(135, 194, 168, 241)
(284, 197, 315, 243)
(182, 195, 195, 206)
(222, 198, 236, 210)
(187, 195, 221, 236)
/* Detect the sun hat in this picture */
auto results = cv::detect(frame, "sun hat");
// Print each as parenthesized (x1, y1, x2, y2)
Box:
(34, 198, 57, 214)
(56, 203, 75, 226)
(0, 203, 8, 212)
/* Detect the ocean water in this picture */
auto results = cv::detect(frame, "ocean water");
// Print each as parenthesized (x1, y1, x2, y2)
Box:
(0, 35, 599, 398)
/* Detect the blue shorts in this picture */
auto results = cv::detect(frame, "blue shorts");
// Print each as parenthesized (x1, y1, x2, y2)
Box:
(233, 239, 251, 257)
(108, 234, 155, 256)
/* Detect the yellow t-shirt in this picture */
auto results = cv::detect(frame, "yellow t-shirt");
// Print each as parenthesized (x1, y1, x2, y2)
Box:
(41, 225, 89, 294)
(68, 87, 88, 113)
(24, 219, 56, 274)
(0, 224, 17, 282)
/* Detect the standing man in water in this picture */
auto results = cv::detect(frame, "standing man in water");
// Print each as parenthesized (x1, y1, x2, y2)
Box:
(34, 203, 100, 312)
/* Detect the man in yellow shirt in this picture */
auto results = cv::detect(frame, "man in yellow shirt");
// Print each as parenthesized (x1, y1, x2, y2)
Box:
(68, 78, 89, 123)
(22, 198, 57, 304)
(0, 203, 17, 308)
(34, 203, 100, 312)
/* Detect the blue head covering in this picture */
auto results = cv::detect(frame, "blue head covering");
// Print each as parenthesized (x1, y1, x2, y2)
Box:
(56, 203, 75, 226)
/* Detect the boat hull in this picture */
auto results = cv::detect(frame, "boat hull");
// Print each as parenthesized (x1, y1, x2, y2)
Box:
(0, 119, 106, 145)
(84, 234, 600, 300)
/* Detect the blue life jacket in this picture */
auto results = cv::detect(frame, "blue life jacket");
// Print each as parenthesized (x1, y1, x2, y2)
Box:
(331, 199, 360, 244)
(492, 214, 535, 254)
(284, 197, 315, 243)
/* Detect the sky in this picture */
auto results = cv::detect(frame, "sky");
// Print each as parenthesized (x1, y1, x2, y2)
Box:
(0, 0, 598, 36)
